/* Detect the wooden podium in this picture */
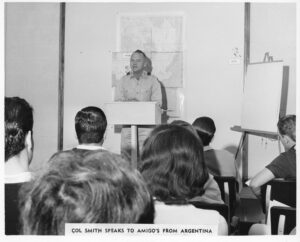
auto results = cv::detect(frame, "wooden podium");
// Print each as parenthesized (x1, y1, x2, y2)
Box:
(105, 102, 161, 167)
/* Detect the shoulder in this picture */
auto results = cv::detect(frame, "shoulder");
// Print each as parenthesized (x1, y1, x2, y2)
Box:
(154, 202, 220, 224)
(117, 75, 130, 85)
(283, 147, 296, 159)
(48, 149, 81, 163)
(121, 74, 131, 80)
(269, 148, 295, 165)
(204, 174, 220, 191)
(266, 148, 296, 174)
(146, 74, 159, 83)
(210, 149, 234, 160)
(201, 174, 224, 204)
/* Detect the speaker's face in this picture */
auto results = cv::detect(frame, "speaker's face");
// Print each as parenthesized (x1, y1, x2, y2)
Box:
(130, 53, 146, 74)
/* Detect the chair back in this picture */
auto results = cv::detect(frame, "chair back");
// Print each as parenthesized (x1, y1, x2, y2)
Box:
(261, 179, 296, 216)
(213, 176, 238, 219)
(270, 206, 296, 235)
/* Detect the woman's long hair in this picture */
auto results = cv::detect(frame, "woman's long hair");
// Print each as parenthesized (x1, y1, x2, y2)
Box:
(139, 124, 209, 204)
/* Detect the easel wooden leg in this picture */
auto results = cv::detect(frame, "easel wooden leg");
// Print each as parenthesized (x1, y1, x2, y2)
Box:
(131, 125, 138, 168)
(235, 132, 248, 181)
(242, 134, 249, 181)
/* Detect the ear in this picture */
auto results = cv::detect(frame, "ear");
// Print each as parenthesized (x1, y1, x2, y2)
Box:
(25, 131, 33, 150)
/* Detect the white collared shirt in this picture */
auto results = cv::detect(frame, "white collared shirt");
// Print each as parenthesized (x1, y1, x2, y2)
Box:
(204, 145, 213, 152)
(114, 72, 162, 106)
(5, 172, 32, 184)
(76, 144, 106, 151)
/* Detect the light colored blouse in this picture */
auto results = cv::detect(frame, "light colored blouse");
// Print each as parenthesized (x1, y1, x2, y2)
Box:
(154, 201, 228, 235)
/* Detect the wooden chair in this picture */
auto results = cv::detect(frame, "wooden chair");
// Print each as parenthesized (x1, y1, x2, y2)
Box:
(261, 179, 296, 219)
(270, 206, 296, 235)
(213, 176, 238, 219)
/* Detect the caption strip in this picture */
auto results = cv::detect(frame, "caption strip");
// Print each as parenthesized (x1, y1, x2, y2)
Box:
(65, 224, 217, 236)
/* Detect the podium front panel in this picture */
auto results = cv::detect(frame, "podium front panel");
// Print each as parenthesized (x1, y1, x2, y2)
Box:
(105, 102, 161, 125)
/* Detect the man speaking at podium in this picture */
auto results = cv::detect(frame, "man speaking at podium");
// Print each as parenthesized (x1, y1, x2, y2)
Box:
(115, 49, 162, 162)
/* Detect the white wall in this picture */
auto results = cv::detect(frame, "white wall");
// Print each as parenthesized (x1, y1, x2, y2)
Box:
(5, 3, 60, 171)
(6, 3, 295, 175)
(247, 3, 296, 177)
(63, 3, 245, 158)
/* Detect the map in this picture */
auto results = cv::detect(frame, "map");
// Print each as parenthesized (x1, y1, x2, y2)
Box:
(118, 14, 183, 52)
(113, 13, 184, 119)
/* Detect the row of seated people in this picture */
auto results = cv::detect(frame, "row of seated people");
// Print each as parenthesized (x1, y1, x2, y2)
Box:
(191, 115, 296, 235)
(5, 96, 296, 235)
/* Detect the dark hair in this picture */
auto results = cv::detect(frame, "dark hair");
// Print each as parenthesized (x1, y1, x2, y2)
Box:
(19, 150, 154, 235)
(278, 115, 296, 142)
(170, 119, 190, 127)
(133, 49, 147, 58)
(192, 117, 216, 146)
(144, 56, 153, 75)
(170, 119, 198, 136)
(75, 106, 107, 144)
(139, 124, 209, 203)
(5, 97, 33, 161)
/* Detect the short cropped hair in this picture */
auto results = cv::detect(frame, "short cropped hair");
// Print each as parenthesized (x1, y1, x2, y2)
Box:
(75, 106, 107, 144)
(278, 115, 296, 142)
(139, 124, 209, 203)
(5, 97, 33, 161)
(19, 151, 154, 235)
(192, 117, 216, 146)
(133, 49, 147, 58)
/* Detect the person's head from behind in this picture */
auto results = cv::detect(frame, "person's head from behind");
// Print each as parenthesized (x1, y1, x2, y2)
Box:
(19, 151, 154, 235)
(192, 116, 216, 146)
(75, 106, 107, 145)
(130, 50, 147, 74)
(170, 119, 198, 137)
(5, 97, 34, 163)
(139, 124, 209, 203)
(170, 119, 190, 127)
(277, 115, 296, 150)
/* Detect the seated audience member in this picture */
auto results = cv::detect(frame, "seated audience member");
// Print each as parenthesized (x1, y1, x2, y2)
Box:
(74, 106, 107, 151)
(19, 151, 154, 235)
(250, 115, 296, 197)
(139, 124, 228, 235)
(50, 106, 107, 160)
(5, 97, 34, 235)
(192, 117, 242, 192)
(170, 119, 192, 129)
(170, 119, 224, 204)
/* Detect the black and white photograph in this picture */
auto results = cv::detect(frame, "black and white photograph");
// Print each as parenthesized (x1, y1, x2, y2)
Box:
(2, 1, 299, 241)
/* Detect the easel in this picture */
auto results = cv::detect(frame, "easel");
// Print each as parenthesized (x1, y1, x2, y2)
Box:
(232, 126, 279, 181)
(237, 53, 286, 180)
